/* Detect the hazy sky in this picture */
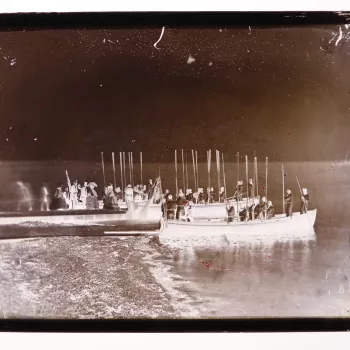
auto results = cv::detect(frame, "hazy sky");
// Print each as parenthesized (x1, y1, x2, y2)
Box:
(0, 24, 350, 162)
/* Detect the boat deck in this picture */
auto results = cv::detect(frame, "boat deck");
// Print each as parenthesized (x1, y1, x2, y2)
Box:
(0, 209, 126, 218)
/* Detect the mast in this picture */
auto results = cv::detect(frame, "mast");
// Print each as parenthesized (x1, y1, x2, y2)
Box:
(282, 163, 285, 216)
(112, 152, 116, 189)
(140, 152, 143, 186)
(191, 149, 197, 191)
(101, 152, 106, 188)
(236, 152, 239, 222)
(181, 149, 185, 192)
(175, 150, 178, 196)
(216, 150, 221, 199)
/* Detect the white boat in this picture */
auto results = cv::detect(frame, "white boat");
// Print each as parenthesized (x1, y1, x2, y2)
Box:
(0, 195, 162, 227)
(160, 209, 317, 239)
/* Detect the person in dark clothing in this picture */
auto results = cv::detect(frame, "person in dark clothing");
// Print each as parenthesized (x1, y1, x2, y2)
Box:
(239, 206, 248, 222)
(259, 196, 268, 219)
(166, 194, 177, 220)
(198, 188, 205, 204)
(205, 187, 211, 203)
(226, 200, 235, 222)
(49, 185, 67, 210)
(103, 183, 120, 210)
(219, 186, 226, 203)
(185, 189, 194, 201)
(115, 187, 123, 202)
(210, 187, 215, 203)
(248, 198, 259, 220)
(164, 189, 171, 201)
(147, 179, 154, 199)
(86, 186, 99, 210)
(300, 188, 310, 214)
(248, 179, 254, 198)
(284, 189, 293, 217)
(267, 200, 275, 219)
(176, 191, 186, 219)
(235, 181, 243, 201)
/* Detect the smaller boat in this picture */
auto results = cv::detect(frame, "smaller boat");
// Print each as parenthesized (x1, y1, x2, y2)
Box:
(160, 209, 317, 239)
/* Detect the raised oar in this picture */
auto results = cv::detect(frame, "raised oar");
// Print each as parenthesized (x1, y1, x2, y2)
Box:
(119, 152, 124, 200)
(185, 152, 189, 190)
(216, 150, 221, 201)
(181, 149, 185, 192)
(131, 151, 134, 188)
(222, 153, 227, 202)
(122, 152, 126, 190)
(101, 152, 106, 188)
(236, 152, 240, 222)
(207, 149, 212, 203)
(282, 164, 285, 216)
(112, 152, 116, 189)
(140, 151, 143, 186)
(245, 155, 249, 215)
(192, 149, 197, 191)
(265, 157, 268, 220)
(175, 150, 178, 196)
(128, 152, 132, 185)
(195, 150, 199, 190)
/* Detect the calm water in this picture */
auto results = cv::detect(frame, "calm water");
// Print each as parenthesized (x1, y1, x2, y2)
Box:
(1, 160, 350, 316)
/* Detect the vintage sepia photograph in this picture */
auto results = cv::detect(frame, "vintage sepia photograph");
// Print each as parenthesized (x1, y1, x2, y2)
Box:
(0, 12, 349, 321)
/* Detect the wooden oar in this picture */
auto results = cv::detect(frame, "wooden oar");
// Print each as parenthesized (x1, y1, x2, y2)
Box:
(119, 152, 124, 200)
(282, 164, 285, 216)
(195, 150, 199, 191)
(236, 152, 239, 222)
(175, 150, 178, 196)
(192, 149, 196, 191)
(112, 152, 116, 189)
(140, 151, 143, 186)
(101, 152, 106, 188)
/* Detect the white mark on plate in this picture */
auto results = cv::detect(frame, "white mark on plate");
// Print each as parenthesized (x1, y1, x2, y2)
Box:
(187, 55, 196, 64)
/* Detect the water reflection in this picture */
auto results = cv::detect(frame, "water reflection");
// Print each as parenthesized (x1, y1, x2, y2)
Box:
(158, 235, 350, 316)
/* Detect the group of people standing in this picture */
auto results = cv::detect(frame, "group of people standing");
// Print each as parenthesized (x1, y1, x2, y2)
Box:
(161, 178, 310, 223)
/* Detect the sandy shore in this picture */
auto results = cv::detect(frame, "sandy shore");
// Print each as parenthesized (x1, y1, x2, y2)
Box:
(0, 236, 203, 319)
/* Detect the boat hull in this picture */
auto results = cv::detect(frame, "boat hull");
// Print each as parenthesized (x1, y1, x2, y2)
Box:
(160, 209, 317, 239)
(0, 203, 163, 226)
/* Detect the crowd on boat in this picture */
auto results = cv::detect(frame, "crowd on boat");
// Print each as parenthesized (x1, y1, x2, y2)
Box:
(13, 169, 310, 225)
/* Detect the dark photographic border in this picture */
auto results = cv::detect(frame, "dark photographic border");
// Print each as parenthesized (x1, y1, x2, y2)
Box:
(0, 11, 349, 333)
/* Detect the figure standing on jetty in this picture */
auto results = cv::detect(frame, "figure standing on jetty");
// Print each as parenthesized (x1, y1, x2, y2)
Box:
(40, 183, 50, 211)
(15, 181, 33, 212)
(284, 189, 293, 217)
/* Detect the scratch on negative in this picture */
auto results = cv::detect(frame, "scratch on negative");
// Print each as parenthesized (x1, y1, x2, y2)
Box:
(335, 26, 343, 46)
(154, 27, 165, 50)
